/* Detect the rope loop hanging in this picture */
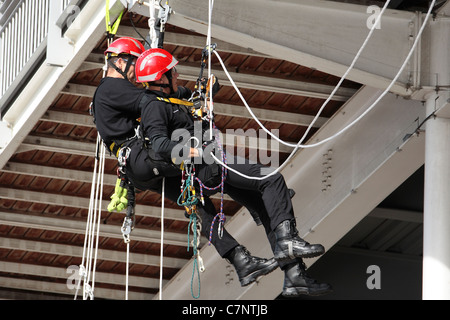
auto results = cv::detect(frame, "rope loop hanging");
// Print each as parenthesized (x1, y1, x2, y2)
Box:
(187, 212, 203, 299)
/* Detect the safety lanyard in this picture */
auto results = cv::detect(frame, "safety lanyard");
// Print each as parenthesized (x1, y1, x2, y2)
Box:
(105, 0, 124, 37)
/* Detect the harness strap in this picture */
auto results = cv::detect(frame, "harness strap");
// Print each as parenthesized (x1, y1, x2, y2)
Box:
(105, 0, 124, 38)
(108, 139, 128, 158)
(156, 96, 194, 107)
(156, 96, 205, 119)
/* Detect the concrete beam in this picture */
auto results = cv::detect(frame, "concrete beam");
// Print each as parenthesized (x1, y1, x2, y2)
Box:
(0, 236, 186, 269)
(0, 188, 188, 223)
(17, 132, 293, 156)
(56, 87, 328, 128)
(0, 260, 167, 291)
(0, 276, 153, 300)
(75, 57, 357, 101)
(0, 210, 191, 250)
(131, 0, 418, 96)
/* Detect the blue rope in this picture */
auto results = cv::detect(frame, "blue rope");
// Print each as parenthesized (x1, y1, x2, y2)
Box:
(187, 213, 201, 299)
(177, 173, 198, 207)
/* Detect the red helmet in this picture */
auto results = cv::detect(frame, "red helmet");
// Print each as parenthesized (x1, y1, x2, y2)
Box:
(135, 48, 178, 83)
(104, 37, 145, 58)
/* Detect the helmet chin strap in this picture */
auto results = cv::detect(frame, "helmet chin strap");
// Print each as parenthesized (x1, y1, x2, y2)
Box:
(149, 70, 175, 94)
(107, 56, 134, 81)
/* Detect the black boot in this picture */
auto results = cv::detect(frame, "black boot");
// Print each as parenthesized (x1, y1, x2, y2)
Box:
(226, 246, 278, 287)
(274, 219, 325, 261)
(282, 260, 332, 297)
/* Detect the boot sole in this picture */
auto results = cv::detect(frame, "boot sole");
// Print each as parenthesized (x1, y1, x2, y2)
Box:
(282, 286, 333, 297)
(274, 248, 325, 261)
(239, 260, 279, 287)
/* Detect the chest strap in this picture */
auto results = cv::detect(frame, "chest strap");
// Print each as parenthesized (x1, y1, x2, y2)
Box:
(157, 97, 205, 118)
(156, 97, 193, 107)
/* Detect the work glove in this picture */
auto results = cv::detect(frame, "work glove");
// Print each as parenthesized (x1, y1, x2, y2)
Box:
(107, 178, 128, 212)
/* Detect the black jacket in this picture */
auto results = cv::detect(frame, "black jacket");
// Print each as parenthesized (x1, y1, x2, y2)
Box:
(140, 92, 196, 162)
(93, 77, 145, 146)
(93, 77, 192, 149)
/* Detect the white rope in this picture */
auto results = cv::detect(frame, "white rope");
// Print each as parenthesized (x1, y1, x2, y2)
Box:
(74, 134, 100, 300)
(206, 0, 389, 180)
(74, 32, 113, 299)
(125, 241, 130, 300)
(209, 0, 436, 181)
(217, 0, 392, 150)
(91, 140, 106, 295)
(159, 177, 166, 300)
(207, 0, 215, 140)
(74, 134, 106, 300)
(148, 0, 158, 48)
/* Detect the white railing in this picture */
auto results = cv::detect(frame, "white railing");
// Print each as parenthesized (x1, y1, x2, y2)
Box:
(0, 0, 78, 105)
(0, 0, 50, 98)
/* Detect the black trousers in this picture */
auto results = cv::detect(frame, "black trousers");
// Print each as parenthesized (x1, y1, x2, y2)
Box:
(196, 157, 294, 230)
(127, 146, 296, 269)
(195, 157, 296, 269)
(125, 142, 241, 258)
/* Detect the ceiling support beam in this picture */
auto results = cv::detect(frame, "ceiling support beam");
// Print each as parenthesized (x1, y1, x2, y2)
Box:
(436, 0, 450, 15)
(116, 26, 269, 57)
(75, 59, 356, 101)
(0, 188, 188, 223)
(0, 210, 192, 249)
(52, 91, 328, 128)
(0, 161, 232, 202)
(0, 260, 166, 291)
(131, 0, 419, 97)
(368, 207, 423, 223)
(0, 276, 153, 300)
(17, 132, 294, 155)
(0, 236, 187, 269)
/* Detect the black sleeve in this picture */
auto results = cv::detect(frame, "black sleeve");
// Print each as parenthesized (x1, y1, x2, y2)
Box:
(170, 86, 192, 99)
(141, 100, 178, 160)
